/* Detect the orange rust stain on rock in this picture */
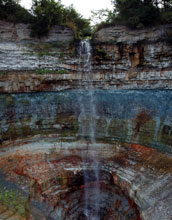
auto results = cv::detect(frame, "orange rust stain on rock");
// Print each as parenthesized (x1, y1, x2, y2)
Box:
(130, 143, 155, 154)
(128, 45, 144, 67)
(54, 155, 82, 164)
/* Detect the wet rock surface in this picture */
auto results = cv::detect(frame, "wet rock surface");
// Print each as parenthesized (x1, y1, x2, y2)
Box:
(1, 90, 172, 153)
(0, 22, 172, 220)
(0, 139, 172, 219)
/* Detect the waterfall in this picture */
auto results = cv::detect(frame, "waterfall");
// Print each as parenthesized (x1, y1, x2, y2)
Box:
(78, 40, 96, 141)
(78, 40, 100, 220)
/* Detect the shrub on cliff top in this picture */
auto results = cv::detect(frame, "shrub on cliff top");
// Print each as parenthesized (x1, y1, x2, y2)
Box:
(0, 0, 91, 38)
(113, 0, 160, 28)
(30, 0, 91, 38)
(94, 0, 172, 30)
(0, 0, 33, 23)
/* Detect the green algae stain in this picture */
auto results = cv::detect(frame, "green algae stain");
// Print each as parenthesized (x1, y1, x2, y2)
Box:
(0, 183, 27, 218)
(138, 119, 156, 145)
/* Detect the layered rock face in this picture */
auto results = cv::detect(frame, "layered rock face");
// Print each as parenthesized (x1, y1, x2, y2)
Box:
(1, 90, 172, 153)
(0, 22, 172, 220)
(0, 20, 74, 43)
(92, 25, 172, 89)
(0, 23, 172, 92)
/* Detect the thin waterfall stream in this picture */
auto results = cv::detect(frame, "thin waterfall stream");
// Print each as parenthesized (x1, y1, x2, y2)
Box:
(78, 40, 100, 220)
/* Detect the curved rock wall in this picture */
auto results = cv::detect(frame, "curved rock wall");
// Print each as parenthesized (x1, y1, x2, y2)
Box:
(1, 90, 172, 154)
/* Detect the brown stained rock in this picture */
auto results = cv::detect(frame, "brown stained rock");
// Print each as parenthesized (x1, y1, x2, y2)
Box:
(0, 25, 172, 92)
(134, 109, 152, 132)
(128, 45, 144, 67)
(0, 139, 171, 219)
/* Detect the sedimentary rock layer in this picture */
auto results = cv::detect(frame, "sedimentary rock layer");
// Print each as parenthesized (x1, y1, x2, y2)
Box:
(0, 24, 172, 92)
(1, 90, 172, 154)
(0, 20, 74, 43)
(0, 139, 172, 220)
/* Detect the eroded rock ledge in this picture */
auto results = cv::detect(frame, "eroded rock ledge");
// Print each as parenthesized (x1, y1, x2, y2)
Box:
(1, 90, 172, 153)
(0, 23, 172, 92)
(0, 20, 74, 43)
(0, 139, 172, 220)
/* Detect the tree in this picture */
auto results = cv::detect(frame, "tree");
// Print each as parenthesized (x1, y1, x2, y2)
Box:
(110, 0, 160, 28)
(30, 0, 91, 38)
(63, 5, 91, 37)
(30, 0, 64, 37)
(90, 9, 113, 25)
(0, 0, 33, 23)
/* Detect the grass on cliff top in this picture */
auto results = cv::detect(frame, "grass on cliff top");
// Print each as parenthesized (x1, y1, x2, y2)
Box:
(0, 71, 8, 76)
(92, 0, 172, 36)
(35, 69, 70, 75)
(28, 42, 68, 51)
(27, 41, 77, 58)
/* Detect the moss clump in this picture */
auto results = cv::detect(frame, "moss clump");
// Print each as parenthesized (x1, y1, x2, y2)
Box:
(35, 69, 69, 75)
(0, 71, 7, 76)
(28, 42, 66, 57)
(93, 46, 110, 62)
(164, 31, 172, 44)
(28, 41, 77, 58)
(0, 184, 27, 218)
(4, 96, 15, 106)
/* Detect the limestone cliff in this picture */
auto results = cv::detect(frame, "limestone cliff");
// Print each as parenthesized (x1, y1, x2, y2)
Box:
(92, 24, 172, 89)
(0, 23, 172, 92)
(0, 22, 172, 220)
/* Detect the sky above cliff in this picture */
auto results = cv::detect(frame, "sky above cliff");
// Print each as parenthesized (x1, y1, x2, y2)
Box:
(20, 0, 113, 19)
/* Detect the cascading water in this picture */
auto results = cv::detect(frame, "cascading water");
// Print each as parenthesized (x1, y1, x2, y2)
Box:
(78, 40, 100, 220)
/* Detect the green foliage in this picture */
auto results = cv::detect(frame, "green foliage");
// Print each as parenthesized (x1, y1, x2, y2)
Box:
(161, 8, 172, 23)
(0, 0, 91, 38)
(28, 42, 66, 52)
(91, 9, 112, 25)
(63, 5, 91, 38)
(164, 31, 172, 44)
(0, 184, 27, 217)
(30, 0, 91, 38)
(30, 0, 64, 37)
(0, 71, 7, 75)
(93, 46, 110, 62)
(27, 41, 76, 57)
(35, 68, 69, 74)
(111, 0, 160, 28)
(0, 0, 33, 23)
(95, 0, 172, 30)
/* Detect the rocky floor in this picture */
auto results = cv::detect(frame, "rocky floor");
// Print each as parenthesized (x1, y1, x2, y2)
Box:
(0, 138, 172, 220)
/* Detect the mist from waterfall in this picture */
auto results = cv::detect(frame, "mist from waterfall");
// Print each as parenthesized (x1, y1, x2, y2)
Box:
(78, 40, 100, 220)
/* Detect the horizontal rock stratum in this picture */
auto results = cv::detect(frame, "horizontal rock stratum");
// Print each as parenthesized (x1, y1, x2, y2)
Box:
(0, 23, 172, 91)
